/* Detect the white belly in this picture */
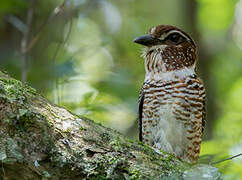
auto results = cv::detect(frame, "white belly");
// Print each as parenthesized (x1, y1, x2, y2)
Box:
(143, 96, 189, 157)
(152, 102, 186, 156)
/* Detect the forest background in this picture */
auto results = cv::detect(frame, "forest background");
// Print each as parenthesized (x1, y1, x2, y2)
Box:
(0, 0, 241, 179)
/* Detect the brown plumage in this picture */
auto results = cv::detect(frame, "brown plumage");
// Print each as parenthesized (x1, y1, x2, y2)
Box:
(134, 25, 206, 163)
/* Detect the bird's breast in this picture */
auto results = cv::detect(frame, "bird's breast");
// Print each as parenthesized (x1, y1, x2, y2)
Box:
(141, 77, 205, 161)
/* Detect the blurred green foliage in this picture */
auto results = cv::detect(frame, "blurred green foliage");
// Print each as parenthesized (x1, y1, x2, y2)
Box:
(197, 0, 237, 31)
(0, 0, 242, 179)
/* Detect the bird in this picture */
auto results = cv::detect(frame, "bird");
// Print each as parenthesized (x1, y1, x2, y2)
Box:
(133, 25, 206, 163)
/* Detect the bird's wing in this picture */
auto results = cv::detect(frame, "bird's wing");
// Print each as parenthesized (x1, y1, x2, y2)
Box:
(201, 89, 206, 133)
(138, 86, 144, 141)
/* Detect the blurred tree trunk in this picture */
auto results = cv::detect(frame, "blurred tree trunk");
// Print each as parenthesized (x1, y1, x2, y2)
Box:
(184, 0, 218, 140)
(0, 71, 195, 179)
(20, 0, 36, 82)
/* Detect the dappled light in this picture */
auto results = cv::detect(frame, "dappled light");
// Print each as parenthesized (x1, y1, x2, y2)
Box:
(0, 0, 241, 179)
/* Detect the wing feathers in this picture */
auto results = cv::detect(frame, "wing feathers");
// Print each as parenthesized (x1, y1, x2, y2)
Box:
(138, 87, 144, 141)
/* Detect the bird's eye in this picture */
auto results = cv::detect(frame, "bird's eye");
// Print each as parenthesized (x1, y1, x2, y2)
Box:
(165, 33, 183, 44)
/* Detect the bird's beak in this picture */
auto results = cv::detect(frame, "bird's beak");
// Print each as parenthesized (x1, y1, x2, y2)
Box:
(133, 34, 161, 46)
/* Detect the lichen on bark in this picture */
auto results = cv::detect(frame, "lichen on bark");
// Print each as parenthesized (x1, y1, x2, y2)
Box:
(0, 71, 220, 180)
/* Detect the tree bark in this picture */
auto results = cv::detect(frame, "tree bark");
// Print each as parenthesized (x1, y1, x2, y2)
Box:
(0, 72, 219, 179)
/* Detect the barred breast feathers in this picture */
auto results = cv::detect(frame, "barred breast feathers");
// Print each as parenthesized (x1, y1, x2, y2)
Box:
(141, 75, 205, 163)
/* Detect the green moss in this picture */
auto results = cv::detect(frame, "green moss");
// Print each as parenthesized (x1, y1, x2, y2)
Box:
(79, 126, 86, 131)
(129, 169, 141, 180)
(0, 149, 7, 161)
(46, 104, 59, 119)
(6, 107, 37, 131)
(42, 170, 52, 178)
(5, 138, 24, 163)
(108, 135, 138, 152)
(0, 78, 36, 105)
(100, 132, 110, 142)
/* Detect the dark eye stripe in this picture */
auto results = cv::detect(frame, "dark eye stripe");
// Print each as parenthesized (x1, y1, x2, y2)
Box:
(165, 30, 190, 40)
(166, 33, 181, 43)
(164, 30, 196, 46)
(163, 33, 185, 44)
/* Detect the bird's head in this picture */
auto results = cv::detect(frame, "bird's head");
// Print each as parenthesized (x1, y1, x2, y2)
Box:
(134, 25, 197, 77)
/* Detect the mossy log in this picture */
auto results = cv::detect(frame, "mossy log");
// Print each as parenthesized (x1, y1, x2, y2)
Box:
(0, 72, 220, 179)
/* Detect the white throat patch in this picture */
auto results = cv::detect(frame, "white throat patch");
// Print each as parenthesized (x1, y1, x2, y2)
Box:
(145, 66, 195, 82)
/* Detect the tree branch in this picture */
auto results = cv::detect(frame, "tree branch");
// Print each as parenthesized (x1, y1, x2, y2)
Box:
(25, 0, 69, 54)
(0, 71, 220, 179)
